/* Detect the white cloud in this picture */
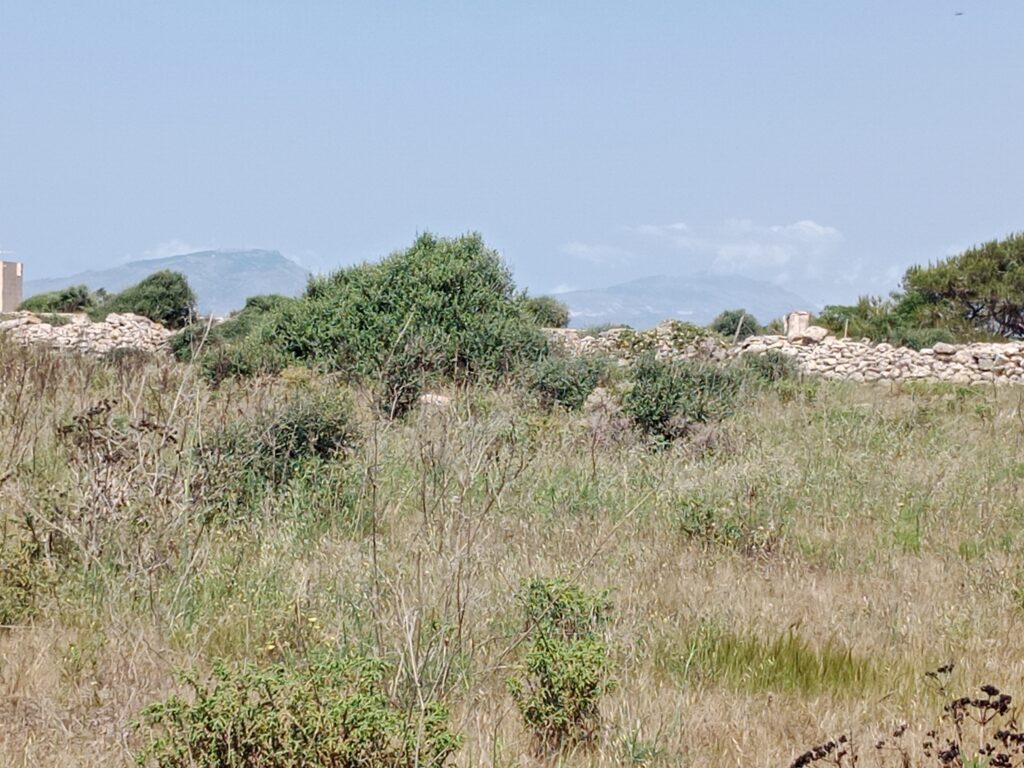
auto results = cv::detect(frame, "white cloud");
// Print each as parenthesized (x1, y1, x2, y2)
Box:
(139, 239, 213, 262)
(634, 217, 844, 282)
(633, 222, 690, 237)
(549, 283, 578, 294)
(561, 241, 634, 266)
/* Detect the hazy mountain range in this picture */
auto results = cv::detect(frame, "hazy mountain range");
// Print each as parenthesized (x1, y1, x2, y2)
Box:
(26, 250, 810, 327)
(24, 250, 310, 315)
(557, 274, 812, 329)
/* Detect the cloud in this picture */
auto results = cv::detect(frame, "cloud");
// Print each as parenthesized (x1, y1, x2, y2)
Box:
(635, 218, 843, 282)
(560, 241, 635, 266)
(549, 283, 578, 294)
(633, 222, 690, 237)
(139, 239, 213, 262)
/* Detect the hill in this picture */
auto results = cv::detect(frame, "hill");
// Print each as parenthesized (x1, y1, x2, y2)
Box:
(556, 273, 812, 328)
(23, 249, 310, 315)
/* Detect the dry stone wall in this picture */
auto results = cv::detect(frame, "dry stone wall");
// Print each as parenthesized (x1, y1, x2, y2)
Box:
(4, 307, 1021, 382)
(548, 319, 1024, 385)
(0, 312, 172, 355)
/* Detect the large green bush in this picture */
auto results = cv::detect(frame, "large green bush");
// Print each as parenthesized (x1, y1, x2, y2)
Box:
(622, 355, 743, 442)
(524, 295, 571, 328)
(134, 653, 463, 768)
(248, 233, 546, 384)
(92, 270, 196, 329)
(19, 284, 95, 313)
(507, 578, 615, 755)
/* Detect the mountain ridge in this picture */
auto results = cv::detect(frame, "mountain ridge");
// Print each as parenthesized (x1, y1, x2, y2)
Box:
(24, 249, 310, 315)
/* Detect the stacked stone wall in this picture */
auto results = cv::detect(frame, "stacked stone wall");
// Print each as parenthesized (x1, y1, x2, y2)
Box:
(547, 321, 1024, 385)
(0, 312, 172, 355)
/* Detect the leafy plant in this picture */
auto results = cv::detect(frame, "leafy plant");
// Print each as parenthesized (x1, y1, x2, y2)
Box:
(170, 294, 296, 363)
(622, 355, 743, 442)
(741, 349, 799, 385)
(904, 231, 1024, 338)
(225, 233, 547, 384)
(527, 353, 612, 410)
(19, 284, 95, 313)
(0, 527, 46, 626)
(134, 653, 463, 768)
(507, 578, 616, 755)
(524, 295, 571, 328)
(709, 308, 762, 341)
(196, 390, 361, 518)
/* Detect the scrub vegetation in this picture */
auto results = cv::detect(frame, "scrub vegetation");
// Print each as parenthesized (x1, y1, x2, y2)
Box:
(4, 232, 1024, 767)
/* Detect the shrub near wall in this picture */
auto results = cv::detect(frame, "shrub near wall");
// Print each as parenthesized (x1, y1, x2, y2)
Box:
(207, 234, 548, 407)
(91, 270, 197, 329)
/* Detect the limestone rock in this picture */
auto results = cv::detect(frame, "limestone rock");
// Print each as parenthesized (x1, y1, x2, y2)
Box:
(417, 393, 453, 409)
(784, 310, 812, 340)
(795, 325, 829, 344)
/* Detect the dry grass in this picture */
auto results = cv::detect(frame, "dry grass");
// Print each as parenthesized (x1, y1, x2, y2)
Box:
(3, 341, 1024, 766)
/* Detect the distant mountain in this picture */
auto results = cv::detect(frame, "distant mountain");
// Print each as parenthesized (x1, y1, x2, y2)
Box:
(557, 274, 813, 329)
(24, 249, 310, 315)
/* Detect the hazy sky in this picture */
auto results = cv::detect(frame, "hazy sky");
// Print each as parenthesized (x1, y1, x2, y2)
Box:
(3, 1, 1022, 306)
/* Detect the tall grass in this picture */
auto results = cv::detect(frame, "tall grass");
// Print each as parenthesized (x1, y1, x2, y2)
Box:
(2, 340, 1024, 765)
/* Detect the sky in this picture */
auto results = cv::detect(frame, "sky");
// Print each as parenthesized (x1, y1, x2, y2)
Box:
(2, 1, 1023, 307)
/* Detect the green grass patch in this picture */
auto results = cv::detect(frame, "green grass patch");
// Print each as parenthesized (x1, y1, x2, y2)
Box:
(663, 622, 886, 697)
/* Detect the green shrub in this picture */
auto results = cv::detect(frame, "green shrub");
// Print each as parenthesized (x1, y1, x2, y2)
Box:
(92, 270, 196, 329)
(134, 653, 463, 768)
(238, 233, 547, 383)
(740, 350, 799, 384)
(524, 295, 571, 328)
(817, 293, 979, 349)
(373, 333, 444, 419)
(709, 308, 762, 341)
(19, 284, 94, 313)
(507, 578, 615, 755)
(196, 390, 361, 517)
(170, 294, 295, 363)
(198, 337, 290, 385)
(622, 355, 743, 442)
(0, 529, 45, 626)
(527, 353, 612, 410)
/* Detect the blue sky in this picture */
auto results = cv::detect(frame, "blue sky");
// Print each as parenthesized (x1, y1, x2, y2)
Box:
(2, 1, 1022, 306)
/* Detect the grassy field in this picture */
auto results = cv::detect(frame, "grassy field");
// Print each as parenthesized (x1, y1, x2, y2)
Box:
(3, 340, 1024, 766)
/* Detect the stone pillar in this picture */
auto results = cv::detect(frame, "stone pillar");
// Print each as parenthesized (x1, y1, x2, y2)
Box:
(784, 310, 811, 340)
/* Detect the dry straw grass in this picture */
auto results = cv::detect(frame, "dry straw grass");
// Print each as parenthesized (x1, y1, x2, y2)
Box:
(3, 340, 1024, 766)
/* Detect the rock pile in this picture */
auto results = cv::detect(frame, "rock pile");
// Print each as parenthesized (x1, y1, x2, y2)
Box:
(0, 312, 172, 355)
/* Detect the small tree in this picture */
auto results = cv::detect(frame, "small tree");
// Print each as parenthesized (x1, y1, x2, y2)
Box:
(524, 295, 571, 328)
(902, 232, 1024, 338)
(709, 308, 761, 341)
